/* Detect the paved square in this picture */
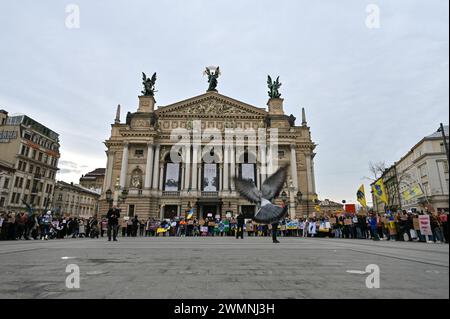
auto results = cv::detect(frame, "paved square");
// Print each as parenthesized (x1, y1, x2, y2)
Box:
(0, 237, 448, 299)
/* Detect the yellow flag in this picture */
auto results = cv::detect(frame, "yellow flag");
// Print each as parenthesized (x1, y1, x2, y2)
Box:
(372, 178, 389, 204)
(402, 183, 424, 201)
(356, 185, 367, 208)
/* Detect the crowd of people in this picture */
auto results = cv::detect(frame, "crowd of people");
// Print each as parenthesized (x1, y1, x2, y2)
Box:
(1, 208, 448, 244)
(0, 210, 101, 240)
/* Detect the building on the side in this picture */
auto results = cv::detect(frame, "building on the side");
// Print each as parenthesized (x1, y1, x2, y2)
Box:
(396, 125, 449, 212)
(99, 74, 318, 220)
(0, 160, 15, 213)
(79, 168, 105, 193)
(371, 125, 449, 214)
(52, 181, 100, 218)
(0, 110, 60, 214)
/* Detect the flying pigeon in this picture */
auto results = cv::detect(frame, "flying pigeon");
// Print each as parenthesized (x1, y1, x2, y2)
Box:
(233, 165, 289, 224)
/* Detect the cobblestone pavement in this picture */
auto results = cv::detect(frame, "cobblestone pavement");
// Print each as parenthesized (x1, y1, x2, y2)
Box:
(0, 237, 448, 299)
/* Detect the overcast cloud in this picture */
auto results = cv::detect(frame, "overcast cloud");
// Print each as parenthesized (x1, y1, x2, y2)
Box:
(0, 0, 448, 204)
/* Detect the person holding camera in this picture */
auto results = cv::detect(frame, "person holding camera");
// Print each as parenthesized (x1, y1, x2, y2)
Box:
(107, 205, 121, 242)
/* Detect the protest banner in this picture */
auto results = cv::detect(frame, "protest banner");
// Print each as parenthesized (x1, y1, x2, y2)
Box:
(419, 215, 432, 236)
(286, 221, 299, 230)
(413, 217, 420, 230)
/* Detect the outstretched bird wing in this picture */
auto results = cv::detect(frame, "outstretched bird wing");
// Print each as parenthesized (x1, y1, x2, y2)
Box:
(261, 165, 289, 201)
(253, 203, 288, 224)
(151, 72, 157, 83)
(233, 177, 261, 204)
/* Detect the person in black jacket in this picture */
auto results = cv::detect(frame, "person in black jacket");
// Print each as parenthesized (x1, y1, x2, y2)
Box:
(107, 206, 121, 241)
(236, 213, 245, 239)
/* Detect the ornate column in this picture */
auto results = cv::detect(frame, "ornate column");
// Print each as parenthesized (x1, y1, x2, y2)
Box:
(103, 150, 114, 191)
(181, 164, 185, 190)
(311, 156, 317, 194)
(198, 166, 202, 190)
(119, 142, 129, 188)
(230, 146, 236, 191)
(191, 145, 199, 191)
(219, 164, 223, 191)
(290, 144, 298, 191)
(260, 145, 267, 184)
(144, 143, 154, 189)
(305, 154, 313, 197)
(257, 166, 261, 190)
(152, 145, 160, 190)
(223, 146, 229, 191)
(160, 205, 164, 220)
(159, 165, 164, 190)
(184, 145, 191, 190)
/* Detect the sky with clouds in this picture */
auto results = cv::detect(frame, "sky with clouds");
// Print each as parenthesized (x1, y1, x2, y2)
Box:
(0, 0, 448, 204)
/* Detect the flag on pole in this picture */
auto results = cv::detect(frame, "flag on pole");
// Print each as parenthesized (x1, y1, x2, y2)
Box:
(356, 185, 367, 208)
(402, 183, 424, 201)
(186, 207, 195, 220)
(372, 178, 389, 204)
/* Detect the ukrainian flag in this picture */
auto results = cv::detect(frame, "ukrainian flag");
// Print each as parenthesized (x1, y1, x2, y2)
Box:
(372, 178, 389, 204)
(186, 208, 195, 220)
(356, 185, 367, 208)
(402, 183, 424, 201)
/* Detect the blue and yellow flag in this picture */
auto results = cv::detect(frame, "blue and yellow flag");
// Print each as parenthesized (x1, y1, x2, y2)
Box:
(186, 208, 195, 220)
(356, 185, 367, 208)
(372, 178, 389, 204)
(402, 183, 424, 201)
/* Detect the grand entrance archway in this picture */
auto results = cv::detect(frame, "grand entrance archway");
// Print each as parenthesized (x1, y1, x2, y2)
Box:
(197, 199, 223, 219)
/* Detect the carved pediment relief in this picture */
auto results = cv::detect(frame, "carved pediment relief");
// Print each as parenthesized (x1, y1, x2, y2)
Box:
(157, 93, 267, 117)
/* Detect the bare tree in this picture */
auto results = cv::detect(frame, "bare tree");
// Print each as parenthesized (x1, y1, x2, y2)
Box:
(363, 161, 386, 181)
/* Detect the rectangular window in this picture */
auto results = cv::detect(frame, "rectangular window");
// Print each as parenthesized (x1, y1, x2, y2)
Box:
(29, 164, 34, 174)
(32, 149, 36, 159)
(3, 178, 9, 189)
(23, 194, 28, 203)
(11, 193, 16, 203)
(164, 163, 180, 191)
(38, 152, 43, 161)
(0, 197, 5, 208)
(26, 179, 30, 190)
(135, 149, 144, 157)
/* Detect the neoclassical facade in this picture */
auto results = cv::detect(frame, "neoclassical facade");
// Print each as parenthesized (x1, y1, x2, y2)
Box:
(100, 88, 317, 220)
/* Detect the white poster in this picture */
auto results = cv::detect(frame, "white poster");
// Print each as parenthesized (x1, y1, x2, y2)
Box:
(164, 163, 180, 191)
(418, 215, 433, 236)
(203, 164, 217, 191)
(241, 164, 255, 183)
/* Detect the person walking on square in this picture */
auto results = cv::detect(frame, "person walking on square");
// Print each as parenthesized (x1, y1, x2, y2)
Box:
(107, 205, 121, 242)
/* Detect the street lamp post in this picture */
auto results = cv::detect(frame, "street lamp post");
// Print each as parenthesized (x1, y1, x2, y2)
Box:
(438, 123, 449, 164)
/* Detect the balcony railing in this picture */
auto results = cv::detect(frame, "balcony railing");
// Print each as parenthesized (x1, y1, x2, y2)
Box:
(162, 191, 180, 197)
(201, 191, 219, 197)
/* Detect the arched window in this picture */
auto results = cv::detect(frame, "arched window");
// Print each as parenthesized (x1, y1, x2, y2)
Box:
(163, 152, 181, 191)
